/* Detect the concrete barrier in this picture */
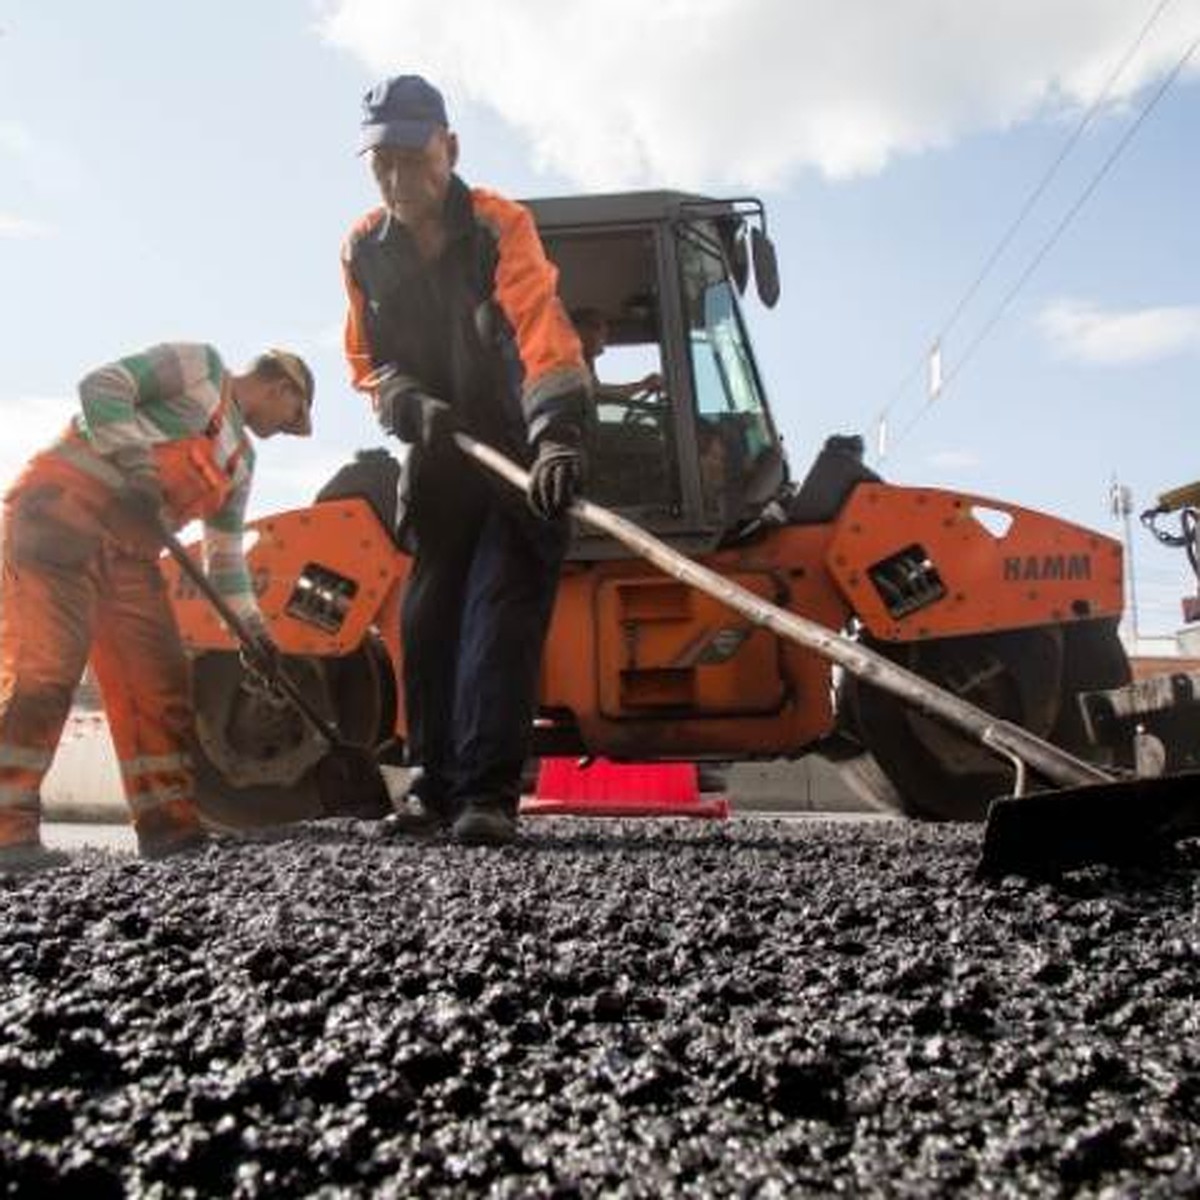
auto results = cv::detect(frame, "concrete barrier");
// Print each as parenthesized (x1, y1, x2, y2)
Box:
(42, 709, 126, 822)
(726, 753, 899, 814)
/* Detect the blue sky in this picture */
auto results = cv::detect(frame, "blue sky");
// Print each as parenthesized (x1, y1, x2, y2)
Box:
(2, 0, 1198, 639)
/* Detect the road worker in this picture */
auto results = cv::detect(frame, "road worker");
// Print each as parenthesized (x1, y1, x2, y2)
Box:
(0, 343, 314, 874)
(341, 74, 591, 845)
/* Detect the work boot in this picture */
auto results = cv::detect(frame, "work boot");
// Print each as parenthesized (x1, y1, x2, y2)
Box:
(377, 792, 459, 839)
(377, 771, 456, 840)
(134, 798, 211, 861)
(377, 805, 447, 839)
(0, 840, 71, 876)
(452, 798, 519, 847)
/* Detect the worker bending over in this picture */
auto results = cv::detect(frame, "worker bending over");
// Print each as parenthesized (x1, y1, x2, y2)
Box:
(342, 74, 591, 845)
(0, 343, 313, 873)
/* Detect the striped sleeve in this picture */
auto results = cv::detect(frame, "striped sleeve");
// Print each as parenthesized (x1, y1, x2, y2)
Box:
(202, 448, 260, 620)
(76, 361, 140, 449)
(77, 343, 224, 455)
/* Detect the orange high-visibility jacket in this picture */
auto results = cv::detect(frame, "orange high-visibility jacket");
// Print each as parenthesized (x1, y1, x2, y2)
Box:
(0, 342, 255, 851)
(6, 342, 261, 619)
(341, 176, 590, 451)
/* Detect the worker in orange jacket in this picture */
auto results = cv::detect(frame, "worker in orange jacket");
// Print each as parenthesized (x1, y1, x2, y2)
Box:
(341, 74, 591, 845)
(0, 343, 314, 874)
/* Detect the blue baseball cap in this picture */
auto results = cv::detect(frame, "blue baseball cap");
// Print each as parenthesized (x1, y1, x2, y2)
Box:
(358, 74, 449, 155)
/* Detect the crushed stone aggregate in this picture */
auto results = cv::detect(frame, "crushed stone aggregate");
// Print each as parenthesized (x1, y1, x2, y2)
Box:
(1, 817, 1197, 1197)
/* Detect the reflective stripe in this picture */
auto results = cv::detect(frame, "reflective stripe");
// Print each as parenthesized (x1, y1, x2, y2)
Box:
(127, 783, 190, 815)
(524, 363, 593, 412)
(120, 753, 192, 779)
(49, 438, 125, 488)
(0, 785, 40, 810)
(0, 744, 54, 771)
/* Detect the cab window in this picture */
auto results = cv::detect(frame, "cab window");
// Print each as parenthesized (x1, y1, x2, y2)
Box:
(543, 228, 679, 515)
(678, 226, 775, 515)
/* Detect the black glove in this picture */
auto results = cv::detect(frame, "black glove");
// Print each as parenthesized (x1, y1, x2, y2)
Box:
(111, 447, 165, 526)
(528, 428, 584, 521)
(124, 472, 165, 523)
(241, 618, 281, 683)
(377, 380, 454, 448)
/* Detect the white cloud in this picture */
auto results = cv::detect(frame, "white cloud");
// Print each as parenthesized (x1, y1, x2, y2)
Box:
(0, 212, 52, 238)
(0, 395, 77, 493)
(316, 0, 1200, 187)
(1038, 299, 1200, 365)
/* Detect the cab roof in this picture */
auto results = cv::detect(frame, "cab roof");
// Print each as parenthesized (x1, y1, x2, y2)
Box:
(522, 190, 727, 230)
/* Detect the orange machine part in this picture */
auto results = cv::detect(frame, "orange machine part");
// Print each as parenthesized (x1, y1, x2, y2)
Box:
(826, 484, 1124, 642)
(539, 523, 852, 760)
(165, 483, 1124, 766)
(594, 571, 788, 717)
(164, 499, 408, 658)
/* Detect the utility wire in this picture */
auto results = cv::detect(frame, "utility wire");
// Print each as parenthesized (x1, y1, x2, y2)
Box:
(874, 0, 1179, 456)
(888, 23, 1200, 456)
(938, 0, 1176, 343)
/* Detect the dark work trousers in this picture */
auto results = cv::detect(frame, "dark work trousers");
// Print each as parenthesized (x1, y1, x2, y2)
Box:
(401, 464, 567, 818)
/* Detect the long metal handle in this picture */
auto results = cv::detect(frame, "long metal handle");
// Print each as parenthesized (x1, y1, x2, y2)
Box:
(159, 525, 344, 747)
(454, 431, 1113, 792)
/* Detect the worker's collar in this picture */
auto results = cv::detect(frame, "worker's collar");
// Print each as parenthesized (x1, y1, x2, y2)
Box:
(442, 174, 474, 242)
(376, 174, 473, 247)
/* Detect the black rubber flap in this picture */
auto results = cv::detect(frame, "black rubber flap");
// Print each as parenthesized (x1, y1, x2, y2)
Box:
(979, 770, 1200, 877)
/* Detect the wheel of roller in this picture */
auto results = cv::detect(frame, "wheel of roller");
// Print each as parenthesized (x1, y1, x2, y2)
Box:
(843, 625, 1071, 822)
(192, 635, 398, 831)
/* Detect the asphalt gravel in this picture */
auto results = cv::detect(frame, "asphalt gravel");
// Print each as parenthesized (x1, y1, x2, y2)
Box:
(1, 817, 1197, 1198)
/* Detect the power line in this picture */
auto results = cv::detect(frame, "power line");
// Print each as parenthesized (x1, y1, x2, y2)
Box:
(873, 0, 1181, 458)
(887, 23, 1200, 458)
(938, 0, 1176, 344)
(943, 36, 1198, 384)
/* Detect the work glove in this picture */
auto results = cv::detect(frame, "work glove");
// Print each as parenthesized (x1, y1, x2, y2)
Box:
(240, 616, 281, 683)
(377, 379, 454, 449)
(527, 427, 585, 521)
(111, 447, 166, 527)
(124, 473, 166, 525)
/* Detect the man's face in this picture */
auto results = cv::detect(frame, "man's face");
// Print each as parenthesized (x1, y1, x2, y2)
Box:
(370, 129, 457, 225)
(250, 379, 310, 439)
(580, 320, 607, 362)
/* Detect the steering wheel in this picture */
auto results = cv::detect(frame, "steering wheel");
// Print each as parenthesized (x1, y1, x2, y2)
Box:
(620, 389, 668, 425)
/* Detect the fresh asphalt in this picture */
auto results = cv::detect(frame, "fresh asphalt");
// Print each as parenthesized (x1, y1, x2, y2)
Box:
(4, 814, 1196, 1195)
